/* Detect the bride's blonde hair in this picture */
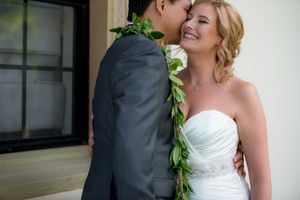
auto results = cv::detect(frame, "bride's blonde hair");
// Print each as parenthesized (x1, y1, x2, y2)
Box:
(193, 0, 244, 83)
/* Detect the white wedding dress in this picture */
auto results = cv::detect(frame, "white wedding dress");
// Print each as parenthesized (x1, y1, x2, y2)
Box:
(182, 110, 250, 200)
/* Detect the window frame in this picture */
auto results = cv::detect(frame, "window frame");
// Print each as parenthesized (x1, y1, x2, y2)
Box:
(0, 0, 89, 153)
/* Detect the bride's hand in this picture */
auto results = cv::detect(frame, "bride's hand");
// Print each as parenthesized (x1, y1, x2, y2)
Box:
(234, 141, 246, 177)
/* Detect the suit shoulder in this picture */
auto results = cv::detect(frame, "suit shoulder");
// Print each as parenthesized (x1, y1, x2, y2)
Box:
(115, 34, 157, 47)
(111, 34, 162, 57)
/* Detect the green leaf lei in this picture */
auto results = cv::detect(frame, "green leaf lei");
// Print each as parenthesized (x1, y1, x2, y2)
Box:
(110, 13, 193, 200)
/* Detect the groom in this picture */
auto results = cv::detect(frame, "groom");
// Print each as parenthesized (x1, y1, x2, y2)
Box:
(82, 0, 244, 199)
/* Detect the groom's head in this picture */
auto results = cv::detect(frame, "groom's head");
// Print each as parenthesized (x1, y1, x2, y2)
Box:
(128, 0, 192, 44)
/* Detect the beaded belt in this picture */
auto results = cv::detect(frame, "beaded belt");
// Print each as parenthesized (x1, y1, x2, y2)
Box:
(188, 157, 235, 179)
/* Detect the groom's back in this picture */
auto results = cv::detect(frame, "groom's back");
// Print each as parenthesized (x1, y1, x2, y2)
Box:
(82, 34, 176, 199)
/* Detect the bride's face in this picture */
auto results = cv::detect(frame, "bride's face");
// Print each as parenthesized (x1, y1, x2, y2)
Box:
(179, 3, 221, 54)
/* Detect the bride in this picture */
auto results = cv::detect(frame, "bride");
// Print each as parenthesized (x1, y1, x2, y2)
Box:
(178, 0, 272, 199)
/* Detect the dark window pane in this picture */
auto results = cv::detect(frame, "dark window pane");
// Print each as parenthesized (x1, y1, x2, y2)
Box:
(0, 69, 22, 140)
(27, 1, 74, 68)
(0, 0, 23, 65)
(27, 70, 61, 83)
(0, 69, 22, 83)
(25, 80, 65, 139)
(25, 71, 73, 139)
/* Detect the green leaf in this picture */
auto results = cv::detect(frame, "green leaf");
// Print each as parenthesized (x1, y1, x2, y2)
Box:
(177, 109, 185, 125)
(178, 133, 184, 143)
(169, 149, 174, 167)
(166, 94, 172, 102)
(175, 87, 186, 99)
(180, 160, 193, 174)
(187, 182, 194, 193)
(128, 29, 138, 34)
(175, 193, 181, 200)
(109, 27, 122, 33)
(142, 18, 151, 26)
(171, 58, 184, 67)
(182, 148, 189, 159)
(168, 63, 178, 71)
(169, 74, 184, 86)
(141, 19, 152, 32)
(170, 70, 179, 75)
(168, 58, 183, 71)
(174, 93, 185, 104)
(150, 31, 165, 39)
(183, 193, 189, 200)
(116, 32, 122, 39)
(167, 58, 181, 71)
(171, 106, 178, 118)
(135, 25, 142, 33)
(132, 12, 138, 24)
(147, 33, 154, 41)
(172, 145, 181, 166)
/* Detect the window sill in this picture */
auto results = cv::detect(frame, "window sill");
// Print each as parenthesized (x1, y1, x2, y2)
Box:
(0, 145, 90, 200)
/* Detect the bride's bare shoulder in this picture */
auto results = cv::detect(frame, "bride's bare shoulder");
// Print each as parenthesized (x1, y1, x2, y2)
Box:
(226, 76, 259, 103)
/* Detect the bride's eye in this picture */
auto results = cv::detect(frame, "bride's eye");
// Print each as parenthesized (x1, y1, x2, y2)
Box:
(198, 20, 208, 24)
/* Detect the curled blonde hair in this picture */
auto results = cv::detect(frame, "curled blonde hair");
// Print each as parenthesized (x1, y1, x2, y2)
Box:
(193, 0, 244, 83)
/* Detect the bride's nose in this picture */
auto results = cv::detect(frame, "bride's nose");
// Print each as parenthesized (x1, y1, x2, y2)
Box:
(184, 19, 196, 30)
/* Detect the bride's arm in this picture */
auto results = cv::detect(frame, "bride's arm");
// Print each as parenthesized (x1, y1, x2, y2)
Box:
(235, 82, 272, 200)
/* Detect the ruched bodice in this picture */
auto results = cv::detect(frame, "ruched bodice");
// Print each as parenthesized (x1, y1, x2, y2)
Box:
(182, 110, 250, 200)
(184, 110, 238, 162)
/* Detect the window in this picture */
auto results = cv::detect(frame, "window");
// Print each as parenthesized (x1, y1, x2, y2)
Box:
(0, 0, 89, 153)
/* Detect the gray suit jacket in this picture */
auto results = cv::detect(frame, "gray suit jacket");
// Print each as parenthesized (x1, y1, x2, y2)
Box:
(82, 34, 176, 200)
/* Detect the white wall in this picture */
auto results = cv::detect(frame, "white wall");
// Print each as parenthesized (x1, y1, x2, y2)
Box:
(227, 0, 300, 199)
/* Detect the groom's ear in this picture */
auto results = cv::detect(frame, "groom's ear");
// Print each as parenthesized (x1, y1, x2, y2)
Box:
(155, 0, 166, 15)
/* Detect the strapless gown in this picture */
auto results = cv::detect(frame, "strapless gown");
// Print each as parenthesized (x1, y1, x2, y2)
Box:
(182, 110, 250, 200)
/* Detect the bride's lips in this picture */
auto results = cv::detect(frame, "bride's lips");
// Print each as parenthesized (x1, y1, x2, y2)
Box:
(183, 31, 199, 40)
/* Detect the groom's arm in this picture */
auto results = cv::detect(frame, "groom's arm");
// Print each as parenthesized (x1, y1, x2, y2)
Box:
(112, 39, 166, 200)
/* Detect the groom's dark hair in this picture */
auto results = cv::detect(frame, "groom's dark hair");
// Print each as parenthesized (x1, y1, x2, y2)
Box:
(127, 0, 177, 21)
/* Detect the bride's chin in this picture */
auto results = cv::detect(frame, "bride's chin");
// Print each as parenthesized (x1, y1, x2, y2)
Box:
(179, 42, 189, 51)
